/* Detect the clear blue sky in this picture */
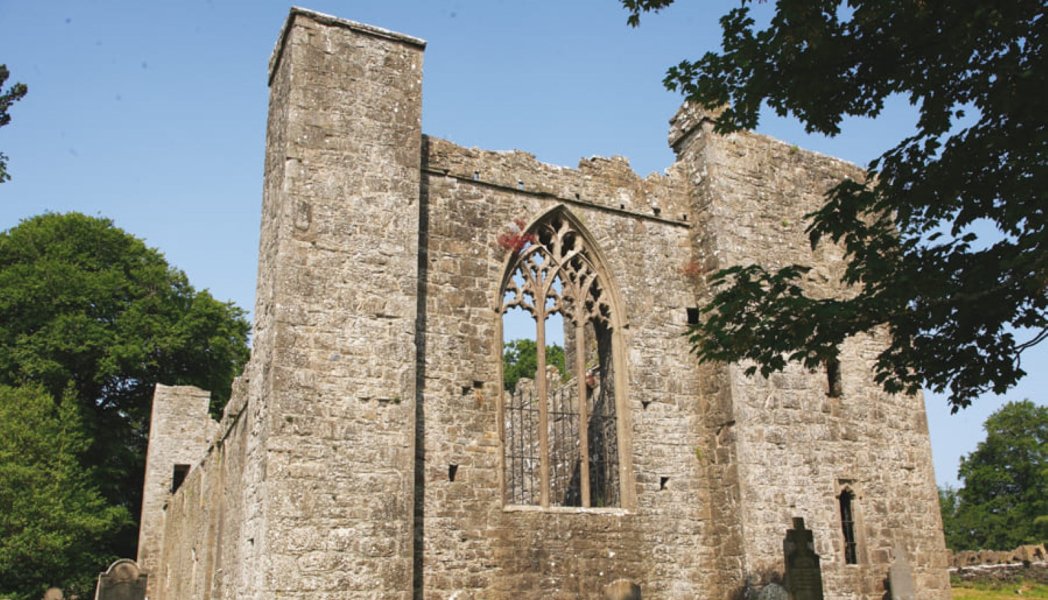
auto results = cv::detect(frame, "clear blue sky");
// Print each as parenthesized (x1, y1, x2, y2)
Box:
(1, 0, 1042, 488)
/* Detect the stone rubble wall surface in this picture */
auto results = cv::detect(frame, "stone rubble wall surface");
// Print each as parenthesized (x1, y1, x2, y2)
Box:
(151, 9, 426, 599)
(250, 9, 424, 599)
(951, 544, 1047, 568)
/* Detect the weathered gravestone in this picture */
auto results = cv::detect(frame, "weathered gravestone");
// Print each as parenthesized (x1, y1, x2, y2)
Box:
(889, 541, 916, 600)
(783, 517, 824, 600)
(94, 559, 147, 600)
(42, 588, 63, 600)
(757, 582, 789, 600)
(604, 579, 641, 600)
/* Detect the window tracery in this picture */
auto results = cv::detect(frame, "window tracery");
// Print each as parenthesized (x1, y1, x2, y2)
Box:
(499, 210, 624, 508)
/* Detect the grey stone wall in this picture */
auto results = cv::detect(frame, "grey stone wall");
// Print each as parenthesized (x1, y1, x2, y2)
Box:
(137, 384, 216, 596)
(253, 8, 425, 598)
(149, 376, 255, 599)
(139, 8, 950, 600)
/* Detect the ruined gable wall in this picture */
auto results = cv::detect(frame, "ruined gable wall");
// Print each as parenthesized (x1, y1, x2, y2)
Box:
(416, 136, 719, 598)
(673, 110, 951, 599)
(137, 385, 217, 587)
(151, 380, 253, 600)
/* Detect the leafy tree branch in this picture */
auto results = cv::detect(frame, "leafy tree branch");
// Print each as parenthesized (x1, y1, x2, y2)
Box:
(0, 64, 28, 184)
(625, 0, 1047, 409)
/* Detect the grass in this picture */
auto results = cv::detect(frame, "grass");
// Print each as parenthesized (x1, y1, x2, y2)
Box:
(951, 579, 1048, 599)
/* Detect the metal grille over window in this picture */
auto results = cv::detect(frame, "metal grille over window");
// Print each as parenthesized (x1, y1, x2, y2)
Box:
(839, 489, 858, 564)
(500, 210, 623, 508)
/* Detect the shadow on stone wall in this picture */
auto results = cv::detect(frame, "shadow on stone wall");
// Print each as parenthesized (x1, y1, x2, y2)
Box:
(727, 568, 786, 600)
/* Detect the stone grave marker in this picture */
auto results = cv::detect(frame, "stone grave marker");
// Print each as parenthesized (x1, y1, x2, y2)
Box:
(889, 541, 916, 600)
(783, 517, 824, 600)
(94, 559, 147, 600)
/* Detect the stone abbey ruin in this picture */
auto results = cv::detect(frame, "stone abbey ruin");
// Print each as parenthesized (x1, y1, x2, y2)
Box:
(136, 8, 951, 599)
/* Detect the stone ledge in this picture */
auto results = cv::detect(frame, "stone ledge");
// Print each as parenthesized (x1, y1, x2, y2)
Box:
(503, 505, 632, 517)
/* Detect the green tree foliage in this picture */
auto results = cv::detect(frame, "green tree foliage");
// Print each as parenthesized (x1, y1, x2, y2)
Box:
(938, 485, 960, 546)
(940, 400, 1047, 550)
(0, 385, 130, 600)
(623, 1, 1046, 409)
(502, 338, 567, 391)
(0, 64, 28, 184)
(0, 213, 250, 562)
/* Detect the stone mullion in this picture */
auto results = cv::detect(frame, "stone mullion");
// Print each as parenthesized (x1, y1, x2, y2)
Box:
(535, 293, 550, 509)
(575, 314, 591, 508)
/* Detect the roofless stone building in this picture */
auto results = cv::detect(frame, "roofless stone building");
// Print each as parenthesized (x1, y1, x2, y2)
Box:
(136, 8, 951, 599)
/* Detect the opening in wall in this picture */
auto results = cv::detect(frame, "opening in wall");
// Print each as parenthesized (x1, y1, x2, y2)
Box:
(171, 464, 190, 494)
(499, 209, 626, 509)
(839, 488, 858, 564)
(827, 357, 843, 398)
(686, 307, 700, 325)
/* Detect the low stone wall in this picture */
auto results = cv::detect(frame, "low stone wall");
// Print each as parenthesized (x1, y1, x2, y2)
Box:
(949, 544, 1047, 568)
(949, 544, 1048, 586)
(951, 562, 1048, 585)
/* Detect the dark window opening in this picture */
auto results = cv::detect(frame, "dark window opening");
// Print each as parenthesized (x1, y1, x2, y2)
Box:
(686, 307, 700, 325)
(659, 476, 669, 491)
(171, 464, 190, 494)
(839, 489, 858, 564)
(448, 464, 458, 482)
(827, 358, 843, 397)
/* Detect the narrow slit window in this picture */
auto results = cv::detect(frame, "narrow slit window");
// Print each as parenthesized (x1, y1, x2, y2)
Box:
(686, 307, 700, 325)
(827, 358, 843, 397)
(171, 464, 190, 494)
(839, 489, 858, 564)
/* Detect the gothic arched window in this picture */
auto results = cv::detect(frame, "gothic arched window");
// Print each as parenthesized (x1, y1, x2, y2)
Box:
(498, 209, 627, 508)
